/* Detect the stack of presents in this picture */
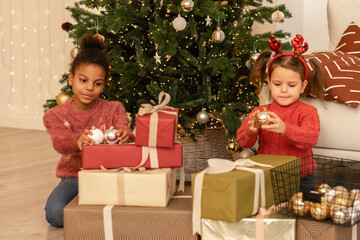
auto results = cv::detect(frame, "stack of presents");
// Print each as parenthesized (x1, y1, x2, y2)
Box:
(64, 92, 360, 239)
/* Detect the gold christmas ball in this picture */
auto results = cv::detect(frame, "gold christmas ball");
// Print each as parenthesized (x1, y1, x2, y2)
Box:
(310, 198, 330, 221)
(316, 183, 331, 195)
(331, 192, 350, 208)
(226, 140, 240, 154)
(333, 185, 348, 193)
(331, 205, 349, 225)
(257, 107, 270, 125)
(212, 27, 225, 43)
(56, 92, 72, 105)
(181, 0, 194, 12)
(292, 192, 310, 216)
(70, 47, 80, 58)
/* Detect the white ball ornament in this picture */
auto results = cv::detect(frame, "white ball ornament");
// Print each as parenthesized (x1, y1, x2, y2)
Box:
(173, 14, 187, 31)
(196, 108, 210, 124)
(271, 10, 285, 23)
(212, 27, 225, 43)
(89, 126, 104, 145)
(104, 126, 119, 145)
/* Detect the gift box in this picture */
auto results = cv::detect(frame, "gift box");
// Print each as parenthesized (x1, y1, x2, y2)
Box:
(297, 218, 360, 240)
(82, 143, 183, 169)
(202, 214, 295, 240)
(135, 92, 179, 148)
(64, 186, 198, 240)
(191, 155, 299, 225)
(79, 168, 177, 207)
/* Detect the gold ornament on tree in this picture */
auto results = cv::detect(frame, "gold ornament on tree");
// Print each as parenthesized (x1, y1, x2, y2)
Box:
(212, 27, 225, 43)
(271, 10, 285, 23)
(181, 0, 194, 12)
(316, 183, 331, 195)
(226, 139, 240, 154)
(257, 107, 270, 125)
(56, 92, 72, 105)
(70, 46, 80, 58)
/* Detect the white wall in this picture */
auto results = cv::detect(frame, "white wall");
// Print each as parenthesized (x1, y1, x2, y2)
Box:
(0, 0, 329, 131)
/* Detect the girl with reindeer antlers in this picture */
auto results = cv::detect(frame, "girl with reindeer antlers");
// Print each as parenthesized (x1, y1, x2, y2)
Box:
(237, 34, 324, 191)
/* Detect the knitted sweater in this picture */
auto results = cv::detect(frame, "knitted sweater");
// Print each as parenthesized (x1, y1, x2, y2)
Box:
(236, 99, 319, 176)
(43, 99, 135, 178)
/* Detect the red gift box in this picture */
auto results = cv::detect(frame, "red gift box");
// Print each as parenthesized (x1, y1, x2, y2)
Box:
(135, 92, 179, 148)
(82, 143, 183, 169)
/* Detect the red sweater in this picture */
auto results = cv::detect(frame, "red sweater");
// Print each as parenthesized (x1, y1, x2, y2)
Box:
(43, 99, 135, 178)
(236, 99, 319, 176)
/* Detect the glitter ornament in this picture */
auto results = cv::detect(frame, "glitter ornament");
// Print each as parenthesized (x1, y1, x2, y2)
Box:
(271, 10, 285, 23)
(89, 126, 104, 145)
(104, 126, 118, 144)
(316, 183, 331, 195)
(226, 140, 240, 154)
(70, 47, 80, 58)
(331, 205, 349, 225)
(212, 27, 225, 43)
(292, 192, 310, 216)
(310, 197, 330, 221)
(173, 14, 187, 31)
(56, 92, 72, 105)
(181, 0, 194, 12)
(196, 108, 210, 124)
(257, 107, 270, 125)
(331, 192, 350, 208)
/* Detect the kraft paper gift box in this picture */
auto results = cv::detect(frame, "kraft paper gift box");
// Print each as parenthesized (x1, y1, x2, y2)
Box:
(64, 185, 198, 240)
(135, 92, 179, 148)
(78, 168, 177, 207)
(82, 143, 183, 169)
(297, 219, 360, 240)
(201, 214, 295, 240)
(191, 154, 299, 235)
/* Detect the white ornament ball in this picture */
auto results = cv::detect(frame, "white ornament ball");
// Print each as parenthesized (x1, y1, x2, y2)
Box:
(325, 189, 337, 204)
(212, 27, 225, 43)
(348, 207, 360, 225)
(89, 126, 104, 145)
(196, 109, 210, 124)
(271, 10, 285, 23)
(245, 60, 252, 70)
(173, 15, 187, 31)
(104, 126, 118, 145)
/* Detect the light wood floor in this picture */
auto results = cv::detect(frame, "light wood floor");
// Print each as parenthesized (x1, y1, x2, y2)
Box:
(0, 127, 64, 239)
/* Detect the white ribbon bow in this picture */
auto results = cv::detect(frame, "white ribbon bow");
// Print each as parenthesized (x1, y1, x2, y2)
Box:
(138, 91, 173, 116)
(192, 158, 272, 235)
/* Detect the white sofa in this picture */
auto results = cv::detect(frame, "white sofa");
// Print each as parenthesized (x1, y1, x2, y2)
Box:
(260, 0, 360, 161)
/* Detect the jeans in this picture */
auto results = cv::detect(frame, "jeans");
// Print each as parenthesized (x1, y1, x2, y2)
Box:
(300, 174, 315, 192)
(45, 177, 78, 227)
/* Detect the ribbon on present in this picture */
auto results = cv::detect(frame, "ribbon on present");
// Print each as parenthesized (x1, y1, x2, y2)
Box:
(255, 205, 275, 240)
(192, 158, 273, 235)
(137, 92, 178, 147)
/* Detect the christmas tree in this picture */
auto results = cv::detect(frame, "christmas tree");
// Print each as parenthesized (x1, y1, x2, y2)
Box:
(44, 0, 291, 141)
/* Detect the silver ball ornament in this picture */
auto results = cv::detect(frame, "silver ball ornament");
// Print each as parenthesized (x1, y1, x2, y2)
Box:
(331, 205, 349, 225)
(239, 149, 253, 159)
(173, 14, 187, 31)
(181, 0, 194, 12)
(89, 126, 104, 145)
(196, 109, 210, 124)
(104, 126, 118, 145)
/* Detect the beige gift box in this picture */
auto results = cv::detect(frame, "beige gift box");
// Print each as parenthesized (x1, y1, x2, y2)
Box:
(78, 168, 177, 207)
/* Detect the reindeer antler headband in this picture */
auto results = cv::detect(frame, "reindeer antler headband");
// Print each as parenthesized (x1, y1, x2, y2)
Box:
(267, 34, 309, 79)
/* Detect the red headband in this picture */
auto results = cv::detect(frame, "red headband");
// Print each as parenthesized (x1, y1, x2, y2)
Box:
(267, 34, 309, 79)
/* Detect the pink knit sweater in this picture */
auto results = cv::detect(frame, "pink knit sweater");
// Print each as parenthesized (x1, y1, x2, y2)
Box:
(43, 99, 135, 178)
(236, 99, 320, 176)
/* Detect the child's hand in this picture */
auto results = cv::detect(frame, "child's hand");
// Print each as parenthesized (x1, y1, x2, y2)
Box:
(247, 109, 261, 134)
(261, 111, 285, 135)
(116, 129, 130, 144)
(77, 129, 95, 150)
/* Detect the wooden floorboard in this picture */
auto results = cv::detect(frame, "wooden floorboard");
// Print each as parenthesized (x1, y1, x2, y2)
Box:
(0, 127, 64, 240)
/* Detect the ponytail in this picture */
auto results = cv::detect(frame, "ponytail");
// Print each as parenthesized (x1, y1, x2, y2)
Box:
(251, 50, 272, 92)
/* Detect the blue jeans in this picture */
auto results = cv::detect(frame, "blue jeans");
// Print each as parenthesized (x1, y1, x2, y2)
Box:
(300, 174, 315, 192)
(45, 177, 78, 227)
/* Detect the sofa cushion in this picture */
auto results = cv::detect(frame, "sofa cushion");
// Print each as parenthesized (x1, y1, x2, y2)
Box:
(335, 22, 360, 57)
(306, 51, 360, 108)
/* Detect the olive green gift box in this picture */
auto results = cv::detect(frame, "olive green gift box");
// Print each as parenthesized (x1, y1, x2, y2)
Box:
(191, 154, 299, 222)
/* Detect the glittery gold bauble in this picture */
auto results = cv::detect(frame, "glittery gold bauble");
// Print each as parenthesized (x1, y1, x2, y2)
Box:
(56, 92, 72, 105)
(333, 185, 348, 193)
(331, 192, 351, 209)
(226, 140, 240, 154)
(310, 198, 330, 221)
(257, 107, 270, 125)
(316, 183, 331, 195)
(212, 27, 225, 43)
(238, 149, 253, 159)
(331, 205, 349, 225)
(292, 192, 310, 216)
(181, 0, 194, 12)
(70, 47, 80, 58)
